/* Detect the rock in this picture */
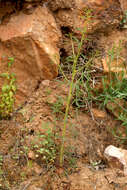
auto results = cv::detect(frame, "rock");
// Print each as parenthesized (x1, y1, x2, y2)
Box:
(48, 0, 75, 11)
(119, 0, 127, 12)
(0, 6, 61, 105)
(99, 30, 127, 78)
(102, 57, 127, 77)
(41, 80, 50, 86)
(33, 163, 43, 175)
(28, 187, 42, 190)
(28, 150, 35, 160)
(104, 145, 127, 175)
(0, 1, 15, 22)
(106, 99, 127, 118)
(91, 108, 107, 118)
(68, 165, 113, 190)
(54, 0, 122, 56)
(55, 0, 122, 34)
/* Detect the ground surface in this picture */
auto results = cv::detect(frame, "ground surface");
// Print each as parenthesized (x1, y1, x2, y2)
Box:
(0, 79, 127, 190)
(0, 0, 127, 189)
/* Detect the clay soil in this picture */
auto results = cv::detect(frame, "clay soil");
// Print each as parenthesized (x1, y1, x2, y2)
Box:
(0, 79, 127, 190)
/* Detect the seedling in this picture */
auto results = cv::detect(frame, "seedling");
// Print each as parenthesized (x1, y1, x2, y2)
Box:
(31, 122, 60, 166)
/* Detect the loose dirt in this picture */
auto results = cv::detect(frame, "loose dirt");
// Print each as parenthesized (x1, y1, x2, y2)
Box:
(0, 79, 127, 190)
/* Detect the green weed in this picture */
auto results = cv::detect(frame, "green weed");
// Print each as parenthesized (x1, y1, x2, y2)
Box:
(51, 96, 64, 115)
(120, 10, 127, 28)
(0, 155, 3, 176)
(92, 44, 127, 141)
(59, 14, 127, 144)
(94, 44, 127, 105)
(0, 57, 17, 119)
(45, 87, 52, 95)
(59, 9, 92, 166)
(64, 146, 77, 170)
(31, 122, 60, 166)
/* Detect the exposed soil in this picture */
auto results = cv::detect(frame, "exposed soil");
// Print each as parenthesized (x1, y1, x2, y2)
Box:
(0, 79, 127, 190)
(0, 1, 127, 190)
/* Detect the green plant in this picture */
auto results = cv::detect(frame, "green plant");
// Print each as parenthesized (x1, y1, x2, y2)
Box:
(45, 87, 52, 95)
(31, 122, 60, 165)
(64, 146, 77, 170)
(120, 10, 127, 28)
(20, 172, 26, 181)
(94, 44, 127, 104)
(59, 21, 127, 144)
(0, 57, 17, 119)
(72, 51, 100, 110)
(92, 44, 127, 141)
(59, 9, 92, 166)
(51, 96, 64, 115)
(0, 155, 3, 177)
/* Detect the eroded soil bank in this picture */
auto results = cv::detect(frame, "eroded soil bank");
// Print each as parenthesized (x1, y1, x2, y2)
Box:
(0, 79, 126, 190)
(0, 0, 127, 189)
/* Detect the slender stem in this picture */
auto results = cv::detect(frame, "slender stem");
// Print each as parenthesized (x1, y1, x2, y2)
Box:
(59, 64, 68, 82)
(59, 26, 87, 166)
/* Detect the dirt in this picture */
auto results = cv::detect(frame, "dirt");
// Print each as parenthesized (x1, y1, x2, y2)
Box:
(0, 1, 127, 189)
(0, 78, 127, 190)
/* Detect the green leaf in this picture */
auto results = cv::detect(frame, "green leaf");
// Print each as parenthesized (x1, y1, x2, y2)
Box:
(9, 91, 13, 98)
(10, 73, 16, 77)
(2, 85, 10, 92)
(11, 85, 17, 92)
(0, 104, 4, 108)
(8, 57, 14, 62)
(8, 57, 14, 67)
(0, 73, 9, 78)
(6, 100, 10, 105)
(0, 168, 3, 175)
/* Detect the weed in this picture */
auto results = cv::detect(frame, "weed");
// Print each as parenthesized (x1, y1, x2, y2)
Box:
(20, 172, 26, 181)
(64, 146, 77, 170)
(45, 87, 52, 95)
(94, 44, 127, 104)
(72, 52, 99, 110)
(120, 10, 127, 28)
(59, 9, 92, 166)
(51, 96, 64, 115)
(23, 146, 29, 154)
(92, 44, 127, 141)
(59, 11, 127, 144)
(70, 41, 127, 142)
(0, 155, 3, 166)
(69, 125, 79, 139)
(31, 122, 60, 166)
(0, 57, 17, 119)
(0, 155, 3, 176)
(27, 160, 33, 168)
